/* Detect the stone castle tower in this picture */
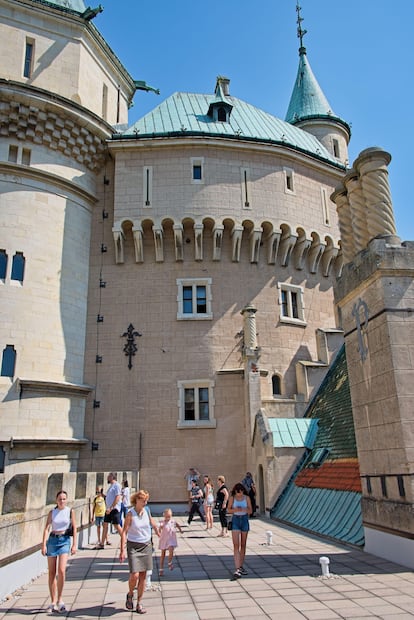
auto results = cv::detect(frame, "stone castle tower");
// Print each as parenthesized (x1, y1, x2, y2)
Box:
(1, 0, 350, 506)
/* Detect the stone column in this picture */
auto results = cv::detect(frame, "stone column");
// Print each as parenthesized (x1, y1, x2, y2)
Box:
(355, 147, 399, 244)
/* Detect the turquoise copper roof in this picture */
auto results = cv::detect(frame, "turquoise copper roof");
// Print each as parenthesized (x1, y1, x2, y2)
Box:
(34, 0, 87, 11)
(285, 48, 350, 134)
(118, 86, 344, 168)
(268, 418, 318, 449)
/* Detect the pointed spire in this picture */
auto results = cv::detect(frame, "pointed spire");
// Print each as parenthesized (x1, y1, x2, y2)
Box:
(285, 3, 337, 123)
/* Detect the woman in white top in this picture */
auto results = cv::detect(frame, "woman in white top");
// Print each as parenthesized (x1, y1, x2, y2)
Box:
(227, 482, 252, 580)
(120, 490, 160, 614)
(41, 490, 77, 613)
(203, 475, 215, 530)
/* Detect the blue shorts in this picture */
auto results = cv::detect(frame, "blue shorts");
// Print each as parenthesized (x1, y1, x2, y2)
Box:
(95, 516, 104, 526)
(231, 514, 250, 532)
(46, 534, 71, 557)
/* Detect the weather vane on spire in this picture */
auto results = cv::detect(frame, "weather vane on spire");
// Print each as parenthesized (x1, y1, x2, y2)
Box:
(296, 2, 307, 49)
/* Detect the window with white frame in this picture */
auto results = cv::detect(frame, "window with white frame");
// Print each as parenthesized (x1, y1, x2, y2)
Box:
(177, 278, 212, 320)
(278, 282, 306, 324)
(177, 379, 216, 428)
(283, 167, 295, 194)
(191, 157, 204, 184)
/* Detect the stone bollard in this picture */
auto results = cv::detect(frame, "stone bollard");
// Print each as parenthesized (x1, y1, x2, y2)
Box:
(319, 556, 330, 577)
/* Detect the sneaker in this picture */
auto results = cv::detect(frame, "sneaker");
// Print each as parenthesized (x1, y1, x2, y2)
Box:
(57, 602, 66, 613)
(47, 604, 57, 613)
(230, 569, 242, 581)
(239, 566, 248, 575)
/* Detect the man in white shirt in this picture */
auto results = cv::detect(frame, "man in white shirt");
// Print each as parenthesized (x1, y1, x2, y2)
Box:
(101, 472, 122, 547)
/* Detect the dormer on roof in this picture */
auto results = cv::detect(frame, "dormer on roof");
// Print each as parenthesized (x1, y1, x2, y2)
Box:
(207, 76, 233, 123)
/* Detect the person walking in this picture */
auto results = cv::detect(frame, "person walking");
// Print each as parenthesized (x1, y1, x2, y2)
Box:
(227, 482, 252, 580)
(158, 508, 183, 575)
(101, 472, 122, 547)
(215, 475, 229, 537)
(42, 490, 77, 614)
(120, 479, 130, 526)
(187, 479, 205, 524)
(203, 475, 215, 530)
(242, 471, 257, 516)
(184, 467, 200, 510)
(120, 489, 160, 614)
(91, 487, 106, 548)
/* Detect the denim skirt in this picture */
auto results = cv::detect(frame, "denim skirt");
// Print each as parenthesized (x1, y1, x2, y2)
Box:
(46, 534, 71, 557)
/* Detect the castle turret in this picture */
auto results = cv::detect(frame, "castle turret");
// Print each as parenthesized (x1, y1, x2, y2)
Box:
(285, 3, 350, 166)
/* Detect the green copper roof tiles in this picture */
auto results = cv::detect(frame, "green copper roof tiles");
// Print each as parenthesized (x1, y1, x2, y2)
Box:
(120, 91, 343, 167)
(268, 418, 319, 448)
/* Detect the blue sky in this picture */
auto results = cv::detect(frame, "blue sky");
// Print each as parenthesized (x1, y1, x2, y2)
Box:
(95, 1, 413, 240)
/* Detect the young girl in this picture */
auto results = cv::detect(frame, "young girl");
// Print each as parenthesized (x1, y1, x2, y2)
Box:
(203, 475, 214, 530)
(158, 508, 183, 575)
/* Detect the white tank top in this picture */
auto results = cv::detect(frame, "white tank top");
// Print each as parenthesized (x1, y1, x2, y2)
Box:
(127, 507, 151, 543)
(233, 496, 248, 516)
(51, 506, 71, 532)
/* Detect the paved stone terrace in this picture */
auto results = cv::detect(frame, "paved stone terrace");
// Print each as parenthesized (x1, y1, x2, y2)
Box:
(1, 517, 414, 619)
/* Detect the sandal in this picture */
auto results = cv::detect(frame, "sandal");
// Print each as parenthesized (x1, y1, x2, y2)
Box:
(159, 568, 164, 576)
(168, 561, 174, 570)
(57, 602, 66, 613)
(47, 604, 57, 613)
(136, 603, 147, 614)
(125, 593, 134, 611)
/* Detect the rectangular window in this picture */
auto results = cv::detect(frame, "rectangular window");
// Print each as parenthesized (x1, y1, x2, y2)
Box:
(321, 187, 330, 225)
(241, 167, 251, 208)
(191, 157, 204, 184)
(11, 252, 25, 283)
(178, 379, 216, 428)
(278, 282, 305, 324)
(284, 167, 295, 193)
(8, 145, 18, 163)
(177, 278, 212, 320)
(0, 249, 8, 280)
(22, 148, 31, 166)
(333, 138, 340, 159)
(23, 39, 34, 78)
(143, 166, 153, 207)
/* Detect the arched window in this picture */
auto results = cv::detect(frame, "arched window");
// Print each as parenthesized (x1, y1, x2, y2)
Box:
(217, 107, 227, 122)
(0, 250, 7, 280)
(11, 252, 25, 283)
(1, 345, 16, 378)
(272, 374, 281, 396)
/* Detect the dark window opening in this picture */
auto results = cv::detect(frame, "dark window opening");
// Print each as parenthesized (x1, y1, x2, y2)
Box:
(184, 388, 195, 420)
(183, 286, 193, 314)
(11, 252, 25, 283)
(1, 345, 16, 378)
(193, 165, 202, 180)
(24, 41, 34, 78)
(0, 250, 7, 279)
(380, 475, 387, 498)
(333, 139, 340, 158)
(196, 285, 207, 313)
(198, 387, 209, 420)
(272, 374, 281, 396)
(217, 107, 227, 122)
(397, 475, 405, 498)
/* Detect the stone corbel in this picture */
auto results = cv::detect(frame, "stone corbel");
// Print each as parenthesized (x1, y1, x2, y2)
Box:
(321, 244, 339, 277)
(266, 231, 281, 264)
(293, 235, 311, 270)
(308, 238, 325, 273)
(132, 226, 144, 263)
(249, 228, 262, 263)
(212, 224, 224, 261)
(231, 225, 243, 262)
(279, 232, 297, 266)
(194, 223, 204, 261)
(112, 227, 125, 264)
(152, 225, 164, 262)
(173, 224, 184, 261)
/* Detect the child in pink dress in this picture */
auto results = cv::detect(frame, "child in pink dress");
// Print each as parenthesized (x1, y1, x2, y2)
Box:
(158, 508, 183, 575)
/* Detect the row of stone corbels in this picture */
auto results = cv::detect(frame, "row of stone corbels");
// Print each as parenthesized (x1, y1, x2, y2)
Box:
(331, 147, 398, 264)
(112, 220, 343, 277)
(0, 97, 107, 171)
